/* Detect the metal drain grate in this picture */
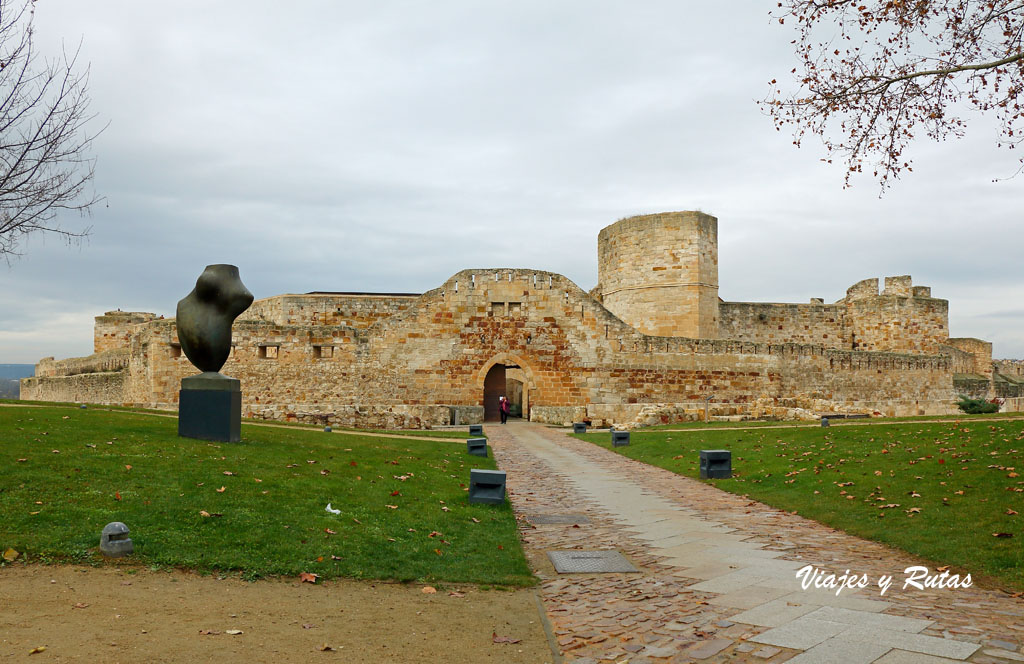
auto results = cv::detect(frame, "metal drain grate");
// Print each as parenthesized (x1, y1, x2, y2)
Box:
(547, 550, 639, 574)
(526, 514, 591, 525)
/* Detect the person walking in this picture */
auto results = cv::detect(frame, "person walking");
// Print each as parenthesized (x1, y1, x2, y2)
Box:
(500, 395, 510, 424)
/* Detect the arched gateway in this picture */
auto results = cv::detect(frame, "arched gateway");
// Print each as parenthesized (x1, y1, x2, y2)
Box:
(480, 355, 535, 422)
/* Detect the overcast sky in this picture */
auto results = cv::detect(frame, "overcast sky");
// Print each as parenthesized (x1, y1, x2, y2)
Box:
(1, 1, 1021, 364)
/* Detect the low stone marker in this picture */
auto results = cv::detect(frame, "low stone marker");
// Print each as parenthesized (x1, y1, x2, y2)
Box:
(467, 437, 488, 457)
(468, 469, 506, 504)
(821, 416, 830, 428)
(324, 425, 332, 433)
(573, 422, 587, 434)
(699, 449, 732, 479)
(100, 522, 133, 557)
(469, 424, 483, 436)
(612, 430, 630, 447)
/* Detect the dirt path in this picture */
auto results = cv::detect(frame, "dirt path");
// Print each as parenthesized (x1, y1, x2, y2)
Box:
(0, 565, 556, 663)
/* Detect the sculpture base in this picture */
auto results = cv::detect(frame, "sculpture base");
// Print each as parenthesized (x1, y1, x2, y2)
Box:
(178, 372, 242, 443)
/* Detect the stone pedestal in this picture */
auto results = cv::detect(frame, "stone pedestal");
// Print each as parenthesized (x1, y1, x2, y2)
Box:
(178, 372, 242, 443)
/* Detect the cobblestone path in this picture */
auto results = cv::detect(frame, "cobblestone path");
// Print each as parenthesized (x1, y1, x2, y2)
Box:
(486, 421, 1024, 664)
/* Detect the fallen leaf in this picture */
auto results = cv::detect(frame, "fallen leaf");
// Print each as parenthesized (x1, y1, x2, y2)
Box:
(16, 458, 27, 462)
(320, 469, 330, 476)
(1007, 509, 1019, 516)
(324, 528, 336, 535)
(216, 486, 226, 493)
(993, 532, 1014, 538)
(223, 471, 234, 476)
(302, 624, 315, 629)
(300, 572, 319, 584)
(421, 586, 437, 594)
(3, 548, 19, 562)
(225, 629, 243, 635)
(470, 517, 480, 523)
(448, 591, 466, 598)
(385, 504, 398, 509)
(936, 565, 950, 572)
(318, 644, 334, 651)
(390, 490, 400, 496)
(125, 465, 132, 471)
(29, 646, 46, 654)
(72, 602, 89, 609)
(114, 491, 121, 501)
(492, 632, 521, 644)
(198, 629, 220, 635)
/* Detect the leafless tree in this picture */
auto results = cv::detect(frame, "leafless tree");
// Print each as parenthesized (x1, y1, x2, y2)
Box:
(764, 1, 1024, 190)
(0, 0, 101, 258)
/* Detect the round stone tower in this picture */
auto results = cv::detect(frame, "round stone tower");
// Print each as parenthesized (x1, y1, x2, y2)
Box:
(597, 211, 719, 338)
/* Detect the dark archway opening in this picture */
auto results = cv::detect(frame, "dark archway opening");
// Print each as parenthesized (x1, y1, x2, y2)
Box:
(483, 364, 507, 422)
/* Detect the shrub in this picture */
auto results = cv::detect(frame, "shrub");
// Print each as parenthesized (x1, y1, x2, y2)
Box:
(955, 396, 999, 414)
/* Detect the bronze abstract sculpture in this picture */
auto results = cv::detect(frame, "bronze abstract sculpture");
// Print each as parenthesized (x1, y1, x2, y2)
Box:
(176, 264, 253, 373)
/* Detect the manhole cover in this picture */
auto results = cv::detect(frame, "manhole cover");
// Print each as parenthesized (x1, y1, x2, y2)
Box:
(547, 550, 639, 574)
(526, 514, 591, 525)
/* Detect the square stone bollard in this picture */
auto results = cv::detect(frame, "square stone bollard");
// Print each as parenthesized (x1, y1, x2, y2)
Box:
(469, 424, 484, 436)
(821, 416, 830, 427)
(699, 450, 732, 479)
(612, 430, 630, 447)
(573, 422, 587, 434)
(467, 437, 488, 457)
(469, 469, 506, 505)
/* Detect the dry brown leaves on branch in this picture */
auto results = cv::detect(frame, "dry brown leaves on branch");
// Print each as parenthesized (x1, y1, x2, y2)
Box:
(765, 1, 1024, 190)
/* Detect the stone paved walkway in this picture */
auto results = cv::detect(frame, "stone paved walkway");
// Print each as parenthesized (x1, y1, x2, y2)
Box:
(486, 421, 1024, 664)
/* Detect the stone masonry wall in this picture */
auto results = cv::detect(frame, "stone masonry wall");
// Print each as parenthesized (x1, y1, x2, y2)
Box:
(30, 267, 957, 428)
(243, 293, 418, 328)
(21, 371, 125, 405)
(945, 338, 993, 381)
(597, 212, 719, 338)
(718, 301, 846, 347)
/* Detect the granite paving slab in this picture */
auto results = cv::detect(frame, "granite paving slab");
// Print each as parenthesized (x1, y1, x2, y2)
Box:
(485, 421, 1021, 664)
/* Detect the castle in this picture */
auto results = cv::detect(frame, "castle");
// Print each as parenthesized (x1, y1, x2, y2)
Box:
(21, 212, 1024, 428)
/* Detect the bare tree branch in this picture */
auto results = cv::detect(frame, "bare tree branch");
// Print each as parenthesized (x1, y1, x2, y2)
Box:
(764, 0, 1024, 191)
(0, 0, 102, 258)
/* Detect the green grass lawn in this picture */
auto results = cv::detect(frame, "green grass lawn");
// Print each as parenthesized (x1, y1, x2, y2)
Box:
(0, 405, 532, 586)
(580, 419, 1024, 590)
(627, 411, 1024, 431)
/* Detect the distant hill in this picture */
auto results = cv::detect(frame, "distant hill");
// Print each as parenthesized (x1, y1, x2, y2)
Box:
(0, 365, 33, 399)
(0, 364, 34, 380)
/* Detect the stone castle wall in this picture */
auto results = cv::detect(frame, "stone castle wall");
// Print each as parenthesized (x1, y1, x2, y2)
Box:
(243, 293, 417, 328)
(23, 211, 1002, 428)
(22, 267, 959, 427)
(718, 301, 845, 347)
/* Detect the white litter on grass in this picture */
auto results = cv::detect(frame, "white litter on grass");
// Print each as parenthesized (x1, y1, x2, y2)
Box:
(325, 503, 341, 515)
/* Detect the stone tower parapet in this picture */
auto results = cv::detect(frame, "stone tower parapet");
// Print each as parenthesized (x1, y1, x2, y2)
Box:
(94, 311, 158, 354)
(843, 275, 948, 354)
(597, 211, 719, 338)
